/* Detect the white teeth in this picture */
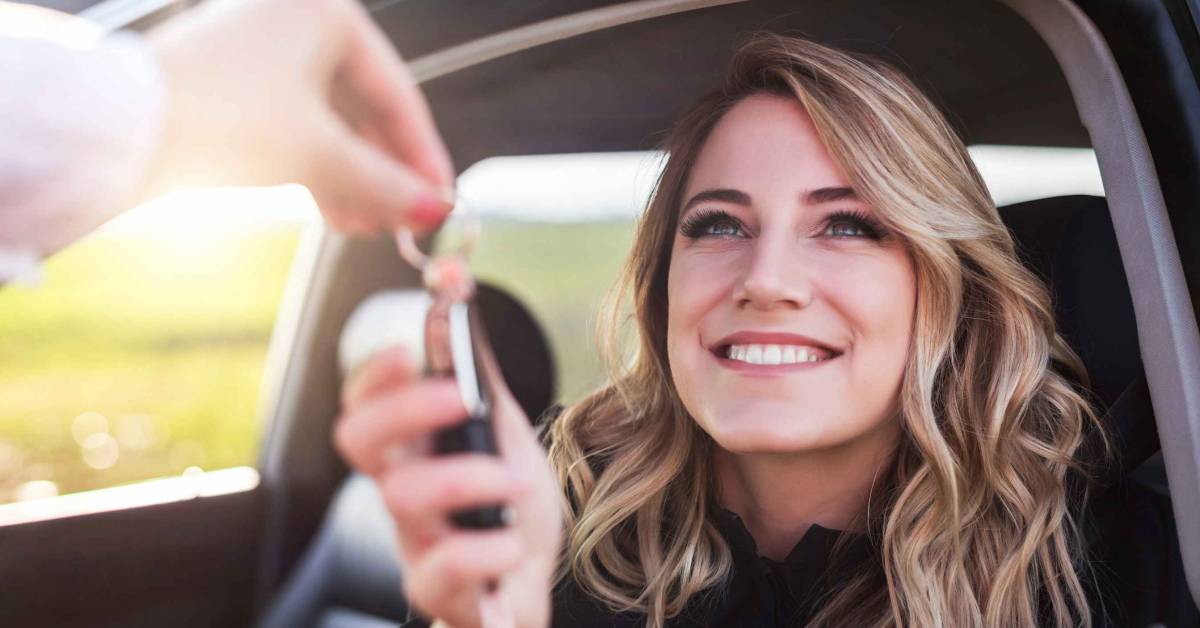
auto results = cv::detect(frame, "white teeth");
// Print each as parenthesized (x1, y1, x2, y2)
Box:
(724, 344, 833, 365)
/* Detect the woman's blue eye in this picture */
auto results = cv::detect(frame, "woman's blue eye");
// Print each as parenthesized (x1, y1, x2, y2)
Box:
(827, 220, 867, 238)
(705, 220, 742, 237)
(823, 210, 883, 240)
(679, 209, 744, 239)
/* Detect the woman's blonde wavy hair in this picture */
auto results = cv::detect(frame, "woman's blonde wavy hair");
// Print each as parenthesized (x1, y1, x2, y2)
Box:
(544, 33, 1114, 627)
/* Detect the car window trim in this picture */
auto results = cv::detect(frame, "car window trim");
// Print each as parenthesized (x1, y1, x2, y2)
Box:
(0, 466, 259, 527)
(405, 0, 750, 83)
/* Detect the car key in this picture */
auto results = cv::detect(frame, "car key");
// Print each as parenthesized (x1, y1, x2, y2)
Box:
(396, 216, 509, 530)
(396, 217, 517, 628)
(428, 275, 509, 528)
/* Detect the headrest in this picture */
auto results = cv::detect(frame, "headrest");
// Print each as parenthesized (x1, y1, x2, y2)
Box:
(339, 282, 557, 425)
(998, 195, 1142, 410)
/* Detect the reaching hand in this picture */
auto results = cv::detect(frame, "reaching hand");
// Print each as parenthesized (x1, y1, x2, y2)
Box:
(147, 0, 456, 235)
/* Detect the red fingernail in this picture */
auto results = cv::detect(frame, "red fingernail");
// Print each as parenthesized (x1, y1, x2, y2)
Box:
(409, 192, 452, 229)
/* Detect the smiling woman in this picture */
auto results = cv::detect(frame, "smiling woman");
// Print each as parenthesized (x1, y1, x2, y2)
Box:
(540, 34, 1115, 627)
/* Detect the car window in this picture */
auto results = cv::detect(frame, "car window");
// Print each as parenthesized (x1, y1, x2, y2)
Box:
(453, 152, 657, 403)
(0, 185, 317, 507)
(454, 146, 1103, 405)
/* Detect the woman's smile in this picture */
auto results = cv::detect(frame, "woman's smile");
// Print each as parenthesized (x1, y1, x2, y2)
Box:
(707, 330, 844, 376)
(712, 346, 840, 375)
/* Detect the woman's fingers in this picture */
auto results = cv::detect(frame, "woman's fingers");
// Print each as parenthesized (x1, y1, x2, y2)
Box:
(342, 346, 418, 410)
(403, 529, 527, 622)
(334, 378, 468, 475)
(379, 453, 530, 548)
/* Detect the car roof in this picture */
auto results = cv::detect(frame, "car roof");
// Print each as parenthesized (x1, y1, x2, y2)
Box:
(376, 0, 1087, 170)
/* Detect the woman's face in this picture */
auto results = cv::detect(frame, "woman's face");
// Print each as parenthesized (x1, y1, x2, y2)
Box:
(666, 94, 916, 454)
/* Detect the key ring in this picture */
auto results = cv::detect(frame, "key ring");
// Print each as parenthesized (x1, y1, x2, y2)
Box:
(395, 195, 481, 287)
(396, 194, 480, 311)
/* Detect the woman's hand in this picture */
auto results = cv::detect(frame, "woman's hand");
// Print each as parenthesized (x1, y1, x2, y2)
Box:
(146, 0, 455, 235)
(334, 346, 563, 628)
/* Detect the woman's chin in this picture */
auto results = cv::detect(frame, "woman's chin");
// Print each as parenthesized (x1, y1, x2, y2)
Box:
(702, 410, 846, 454)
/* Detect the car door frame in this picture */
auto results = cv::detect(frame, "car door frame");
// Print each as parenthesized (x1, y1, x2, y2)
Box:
(1005, 0, 1200, 605)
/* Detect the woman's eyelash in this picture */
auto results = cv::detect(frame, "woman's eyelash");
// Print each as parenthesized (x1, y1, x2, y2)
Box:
(679, 208, 743, 239)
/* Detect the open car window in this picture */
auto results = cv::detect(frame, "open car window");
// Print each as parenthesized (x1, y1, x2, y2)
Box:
(0, 186, 318, 516)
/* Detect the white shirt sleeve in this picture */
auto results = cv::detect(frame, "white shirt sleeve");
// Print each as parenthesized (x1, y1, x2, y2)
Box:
(0, 31, 166, 284)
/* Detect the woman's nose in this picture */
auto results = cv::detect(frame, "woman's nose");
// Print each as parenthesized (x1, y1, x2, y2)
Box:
(732, 233, 813, 311)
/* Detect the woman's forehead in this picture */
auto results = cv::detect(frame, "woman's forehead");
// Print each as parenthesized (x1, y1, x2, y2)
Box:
(685, 95, 854, 202)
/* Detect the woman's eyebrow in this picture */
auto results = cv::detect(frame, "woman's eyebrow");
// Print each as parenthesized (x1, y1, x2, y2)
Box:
(805, 186, 858, 204)
(681, 188, 751, 213)
(679, 186, 858, 213)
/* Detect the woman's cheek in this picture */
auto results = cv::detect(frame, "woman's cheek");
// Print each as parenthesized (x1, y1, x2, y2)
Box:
(823, 249, 913, 318)
(823, 250, 916, 384)
(669, 250, 734, 311)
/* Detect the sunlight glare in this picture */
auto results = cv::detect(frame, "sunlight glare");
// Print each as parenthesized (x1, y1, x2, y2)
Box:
(0, 3, 103, 48)
(104, 185, 320, 237)
(96, 185, 320, 269)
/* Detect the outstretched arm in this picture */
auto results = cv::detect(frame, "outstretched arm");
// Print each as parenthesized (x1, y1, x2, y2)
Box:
(0, 0, 455, 282)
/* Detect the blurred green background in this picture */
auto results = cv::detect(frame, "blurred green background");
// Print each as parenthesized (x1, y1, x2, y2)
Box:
(0, 219, 633, 505)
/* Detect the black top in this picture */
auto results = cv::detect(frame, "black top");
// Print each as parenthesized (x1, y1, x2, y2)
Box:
(542, 508, 873, 628)
(401, 503, 873, 627)
(403, 393, 1199, 627)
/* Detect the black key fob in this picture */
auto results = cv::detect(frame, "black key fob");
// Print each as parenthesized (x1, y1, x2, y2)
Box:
(429, 298, 507, 529)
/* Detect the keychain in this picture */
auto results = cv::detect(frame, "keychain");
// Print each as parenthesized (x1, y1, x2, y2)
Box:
(394, 202, 515, 628)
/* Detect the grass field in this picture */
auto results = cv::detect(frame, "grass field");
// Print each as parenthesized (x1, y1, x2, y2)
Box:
(0, 219, 634, 504)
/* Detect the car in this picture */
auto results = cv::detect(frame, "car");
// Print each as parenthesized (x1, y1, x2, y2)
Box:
(2, 0, 1198, 626)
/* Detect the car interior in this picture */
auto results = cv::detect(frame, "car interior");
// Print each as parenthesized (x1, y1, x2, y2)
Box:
(5, 0, 1199, 626)
(256, 193, 1174, 627)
